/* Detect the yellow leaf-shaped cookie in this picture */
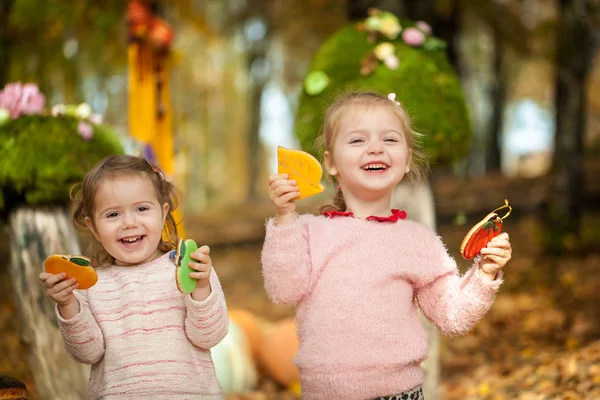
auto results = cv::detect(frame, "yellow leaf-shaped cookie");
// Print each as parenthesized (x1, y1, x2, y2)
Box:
(277, 146, 325, 200)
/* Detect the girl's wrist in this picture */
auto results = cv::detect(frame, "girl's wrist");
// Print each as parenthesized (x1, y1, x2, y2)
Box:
(478, 266, 500, 281)
(191, 284, 211, 302)
(275, 211, 296, 226)
(58, 298, 80, 319)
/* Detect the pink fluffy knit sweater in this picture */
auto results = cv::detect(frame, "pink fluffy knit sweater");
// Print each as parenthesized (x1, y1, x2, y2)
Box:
(261, 214, 503, 400)
(56, 252, 228, 400)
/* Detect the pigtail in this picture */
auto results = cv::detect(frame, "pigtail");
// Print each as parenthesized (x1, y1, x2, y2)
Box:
(320, 186, 347, 213)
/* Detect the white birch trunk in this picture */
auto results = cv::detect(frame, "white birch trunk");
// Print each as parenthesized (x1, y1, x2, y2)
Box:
(7, 206, 89, 400)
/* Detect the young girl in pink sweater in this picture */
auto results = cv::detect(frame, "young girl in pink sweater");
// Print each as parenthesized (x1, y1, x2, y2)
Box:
(262, 92, 512, 400)
(39, 155, 228, 399)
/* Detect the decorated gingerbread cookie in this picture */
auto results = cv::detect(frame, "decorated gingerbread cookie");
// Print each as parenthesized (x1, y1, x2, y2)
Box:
(174, 239, 199, 293)
(277, 146, 324, 200)
(44, 254, 98, 290)
(460, 199, 512, 260)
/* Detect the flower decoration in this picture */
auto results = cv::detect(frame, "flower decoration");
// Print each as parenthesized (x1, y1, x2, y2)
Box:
(379, 14, 402, 39)
(360, 52, 378, 76)
(304, 71, 330, 96)
(354, 10, 446, 77)
(127, 0, 174, 52)
(415, 21, 432, 35)
(359, 9, 403, 42)
(51, 102, 103, 141)
(373, 43, 400, 70)
(0, 82, 45, 119)
(0, 108, 9, 125)
(402, 28, 426, 47)
(77, 121, 94, 141)
(423, 37, 447, 51)
(0, 82, 105, 142)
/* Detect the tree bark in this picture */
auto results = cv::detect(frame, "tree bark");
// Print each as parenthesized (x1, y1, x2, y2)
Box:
(548, 0, 594, 250)
(244, 0, 270, 203)
(247, 48, 268, 203)
(0, 0, 14, 87)
(8, 207, 89, 400)
(391, 178, 439, 400)
(486, 29, 505, 172)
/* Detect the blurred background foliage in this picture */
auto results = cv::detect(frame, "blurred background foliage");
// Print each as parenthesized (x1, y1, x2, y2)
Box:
(1, 0, 600, 398)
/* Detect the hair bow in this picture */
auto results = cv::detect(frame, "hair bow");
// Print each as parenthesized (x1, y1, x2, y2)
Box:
(387, 93, 401, 106)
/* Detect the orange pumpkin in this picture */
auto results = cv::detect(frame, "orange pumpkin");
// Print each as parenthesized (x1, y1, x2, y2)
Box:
(258, 318, 300, 387)
(227, 309, 265, 361)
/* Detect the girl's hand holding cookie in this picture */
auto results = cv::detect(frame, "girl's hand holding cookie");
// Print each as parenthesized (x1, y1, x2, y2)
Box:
(189, 245, 212, 289)
(479, 232, 512, 280)
(39, 272, 79, 307)
(269, 173, 300, 225)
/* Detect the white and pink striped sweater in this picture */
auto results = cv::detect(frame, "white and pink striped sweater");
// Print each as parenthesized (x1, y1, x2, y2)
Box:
(56, 252, 228, 400)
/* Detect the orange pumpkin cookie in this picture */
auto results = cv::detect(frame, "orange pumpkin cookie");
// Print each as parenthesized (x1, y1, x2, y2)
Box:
(44, 254, 98, 290)
(277, 146, 324, 200)
(460, 199, 512, 260)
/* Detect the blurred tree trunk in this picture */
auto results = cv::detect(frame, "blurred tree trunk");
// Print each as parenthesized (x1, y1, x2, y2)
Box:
(245, 2, 270, 203)
(0, 0, 13, 87)
(547, 0, 594, 251)
(486, 29, 505, 172)
(8, 207, 89, 400)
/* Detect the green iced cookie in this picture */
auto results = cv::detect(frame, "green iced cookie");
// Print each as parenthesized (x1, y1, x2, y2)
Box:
(174, 239, 198, 293)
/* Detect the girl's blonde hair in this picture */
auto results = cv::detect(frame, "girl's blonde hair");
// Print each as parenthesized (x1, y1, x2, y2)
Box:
(316, 91, 429, 212)
(71, 155, 180, 268)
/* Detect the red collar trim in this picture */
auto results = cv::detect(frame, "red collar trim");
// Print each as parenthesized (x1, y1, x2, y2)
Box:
(323, 209, 407, 222)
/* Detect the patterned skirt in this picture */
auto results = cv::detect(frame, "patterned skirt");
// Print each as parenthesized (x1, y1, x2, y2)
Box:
(371, 385, 424, 400)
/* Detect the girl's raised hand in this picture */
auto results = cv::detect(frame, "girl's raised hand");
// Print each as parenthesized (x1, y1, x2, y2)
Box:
(479, 232, 512, 280)
(39, 272, 79, 307)
(189, 245, 212, 289)
(269, 174, 300, 225)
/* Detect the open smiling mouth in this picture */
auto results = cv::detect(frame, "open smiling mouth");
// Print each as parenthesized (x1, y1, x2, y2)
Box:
(362, 163, 389, 172)
(120, 236, 145, 245)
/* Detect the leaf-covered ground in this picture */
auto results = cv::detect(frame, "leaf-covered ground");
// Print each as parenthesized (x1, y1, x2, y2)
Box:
(1, 213, 599, 399)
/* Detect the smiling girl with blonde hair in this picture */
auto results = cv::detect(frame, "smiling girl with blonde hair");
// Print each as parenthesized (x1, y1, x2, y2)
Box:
(262, 91, 512, 400)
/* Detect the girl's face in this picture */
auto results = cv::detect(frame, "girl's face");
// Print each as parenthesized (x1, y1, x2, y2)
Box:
(324, 105, 412, 201)
(86, 174, 169, 266)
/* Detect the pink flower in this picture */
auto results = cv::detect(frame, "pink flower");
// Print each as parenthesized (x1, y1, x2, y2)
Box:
(89, 113, 103, 125)
(0, 82, 45, 118)
(77, 121, 94, 141)
(415, 21, 432, 35)
(402, 27, 425, 47)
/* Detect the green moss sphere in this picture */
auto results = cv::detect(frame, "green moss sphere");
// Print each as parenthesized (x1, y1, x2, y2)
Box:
(296, 22, 472, 165)
(0, 115, 124, 214)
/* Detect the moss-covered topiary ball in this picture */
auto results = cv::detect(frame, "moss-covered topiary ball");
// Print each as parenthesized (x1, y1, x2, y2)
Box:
(0, 115, 124, 216)
(296, 21, 472, 165)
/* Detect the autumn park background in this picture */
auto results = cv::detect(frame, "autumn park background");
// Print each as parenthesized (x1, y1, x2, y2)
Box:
(0, 0, 599, 399)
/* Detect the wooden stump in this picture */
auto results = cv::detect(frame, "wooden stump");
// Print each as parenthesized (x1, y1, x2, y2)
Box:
(7, 207, 89, 400)
(392, 178, 439, 400)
